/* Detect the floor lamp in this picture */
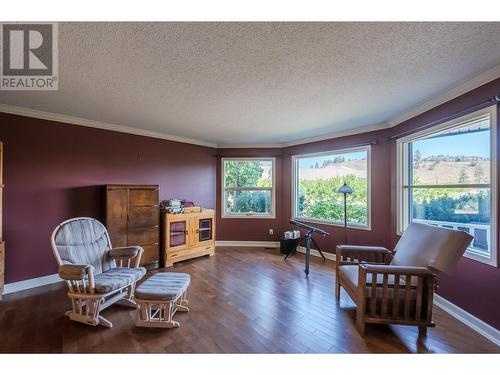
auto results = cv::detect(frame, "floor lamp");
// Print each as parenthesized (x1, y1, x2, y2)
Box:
(337, 182, 354, 244)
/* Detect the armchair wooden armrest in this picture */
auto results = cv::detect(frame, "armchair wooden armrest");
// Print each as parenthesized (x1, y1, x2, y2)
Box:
(59, 264, 96, 295)
(59, 264, 94, 281)
(360, 264, 435, 276)
(109, 246, 143, 268)
(336, 245, 393, 266)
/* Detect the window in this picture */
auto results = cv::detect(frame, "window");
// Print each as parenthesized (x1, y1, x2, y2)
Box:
(292, 146, 371, 228)
(397, 105, 497, 267)
(222, 157, 275, 218)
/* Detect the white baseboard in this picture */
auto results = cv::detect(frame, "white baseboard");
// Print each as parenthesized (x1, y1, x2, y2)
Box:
(434, 294, 500, 347)
(215, 240, 280, 248)
(296, 246, 336, 261)
(3, 273, 62, 295)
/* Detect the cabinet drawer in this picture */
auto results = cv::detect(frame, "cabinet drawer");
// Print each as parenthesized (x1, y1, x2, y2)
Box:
(128, 206, 159, 229)
(128, 227, 159, 246)
(129, 189, 158, 206)
(167, 244, 214, 256)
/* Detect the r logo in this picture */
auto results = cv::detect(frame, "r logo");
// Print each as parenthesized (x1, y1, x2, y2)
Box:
(1, 23, 58, 90)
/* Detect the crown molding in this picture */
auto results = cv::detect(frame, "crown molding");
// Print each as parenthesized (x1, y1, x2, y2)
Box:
(216, 143, 283, 149)
(217, 122, 391, 148)
(388, 62, 500, 127)
(0, 103, 218, 148)
(280, 122, 392, 148)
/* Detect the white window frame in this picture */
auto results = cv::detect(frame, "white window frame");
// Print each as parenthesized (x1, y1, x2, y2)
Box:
(396, 105, 498, 267)
(291, 145, 372, 230)
(221, 157, 276, 219)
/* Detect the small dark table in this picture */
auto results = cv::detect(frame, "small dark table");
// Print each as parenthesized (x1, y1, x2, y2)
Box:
(280, 237, 299, 256)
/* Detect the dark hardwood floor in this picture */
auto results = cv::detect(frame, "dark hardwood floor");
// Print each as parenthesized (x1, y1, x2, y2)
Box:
(0, 247, 498, 353)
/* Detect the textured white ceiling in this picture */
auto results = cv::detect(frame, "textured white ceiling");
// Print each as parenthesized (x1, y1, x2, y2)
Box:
(1, 22, 500, 146)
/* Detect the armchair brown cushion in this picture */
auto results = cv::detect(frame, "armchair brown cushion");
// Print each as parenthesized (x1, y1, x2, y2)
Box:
(339, 265, 399, 290)
(391, 222, 473, 273)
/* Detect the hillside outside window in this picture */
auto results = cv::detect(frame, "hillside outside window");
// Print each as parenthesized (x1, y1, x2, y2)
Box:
(291, 146, 371, 229)
(396, 105, 498, 267)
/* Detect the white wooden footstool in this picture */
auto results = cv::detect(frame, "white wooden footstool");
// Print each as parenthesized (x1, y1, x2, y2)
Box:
(134, 272, 190, 328)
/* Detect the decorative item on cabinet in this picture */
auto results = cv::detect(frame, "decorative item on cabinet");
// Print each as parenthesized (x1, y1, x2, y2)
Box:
(162, 209, 215, 267)
(105, 184, 160, 269)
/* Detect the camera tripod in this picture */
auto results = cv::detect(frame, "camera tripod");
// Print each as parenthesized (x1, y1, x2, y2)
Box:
(284, 229, 326, 276)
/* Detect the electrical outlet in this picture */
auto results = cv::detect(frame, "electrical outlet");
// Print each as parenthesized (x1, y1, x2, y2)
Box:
(269, 228, 274, 235)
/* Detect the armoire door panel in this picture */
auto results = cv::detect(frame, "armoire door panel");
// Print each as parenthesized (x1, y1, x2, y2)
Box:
(128, 226, 159, 246)
(108, 234, 127, 248)
(106, 185, 160, 269)
(129, 189, 159, 206)
(128, 206, 158, 229)
(106, 188, 128, 237)
(141, 243, 159, 264)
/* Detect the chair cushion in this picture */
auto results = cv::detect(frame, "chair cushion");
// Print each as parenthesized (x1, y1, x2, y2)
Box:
(93, 267, 146, 294)
(54, 218, 115, 275)
(339, 265, 400, 291)
(391, 222, 473, 273)
(135, 272, 190, 301)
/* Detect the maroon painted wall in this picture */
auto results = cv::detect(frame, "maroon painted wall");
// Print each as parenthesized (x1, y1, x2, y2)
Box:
(0, 112, 216, 283)
(388, 78, 500, 329)
(215, 148, 284, 242)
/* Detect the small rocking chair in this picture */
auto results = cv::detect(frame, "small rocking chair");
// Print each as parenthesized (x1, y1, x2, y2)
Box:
(51, 217, 147, 327)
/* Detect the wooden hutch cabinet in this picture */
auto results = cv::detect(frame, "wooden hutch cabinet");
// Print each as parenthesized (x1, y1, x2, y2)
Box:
(105, 185, 160, 269)
(162, 209, 215, 267)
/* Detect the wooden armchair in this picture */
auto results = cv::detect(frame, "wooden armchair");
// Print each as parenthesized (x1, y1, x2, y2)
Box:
(335, 223, 473, 336)
(51, 217, 147, 327)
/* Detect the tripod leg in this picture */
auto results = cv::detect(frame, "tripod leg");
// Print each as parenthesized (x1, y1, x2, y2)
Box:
(305, 235, 311, 277)
(284, 237, 302, 260)
(311, 236, 326, 261)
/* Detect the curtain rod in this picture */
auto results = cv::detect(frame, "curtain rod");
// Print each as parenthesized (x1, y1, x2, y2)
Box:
(283, 139, 378, 156)
(388, 93, 500, 142)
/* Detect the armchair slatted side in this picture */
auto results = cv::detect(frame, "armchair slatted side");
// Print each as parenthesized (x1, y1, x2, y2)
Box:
(335, 223, 472, 336)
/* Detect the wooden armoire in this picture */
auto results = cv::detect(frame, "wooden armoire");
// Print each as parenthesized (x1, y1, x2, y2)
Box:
(0, 141, 4, 300)
(105, 185, 160, 269)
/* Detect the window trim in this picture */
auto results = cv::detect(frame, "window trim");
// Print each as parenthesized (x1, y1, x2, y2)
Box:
(291, 145, 372, 230)
(396, 105, 498, 267)
(221, 157, 276, 219)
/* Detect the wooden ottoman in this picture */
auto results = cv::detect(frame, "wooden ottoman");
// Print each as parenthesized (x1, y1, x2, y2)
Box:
(134, 272, 190, 328)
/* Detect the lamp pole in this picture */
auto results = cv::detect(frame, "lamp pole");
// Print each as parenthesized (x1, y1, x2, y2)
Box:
(337, 182, 354, 245)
